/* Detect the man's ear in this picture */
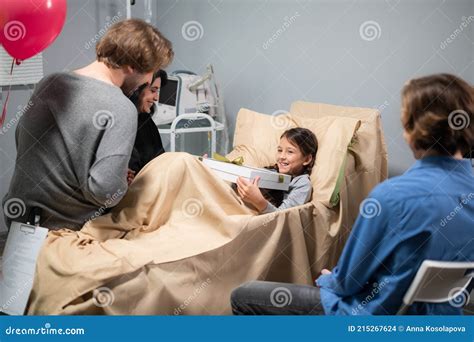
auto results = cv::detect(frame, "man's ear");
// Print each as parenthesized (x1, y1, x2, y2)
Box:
(122, 65, 134, 75)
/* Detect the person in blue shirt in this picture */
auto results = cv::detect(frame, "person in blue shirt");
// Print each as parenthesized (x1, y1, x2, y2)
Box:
(230, 73, 474, 315)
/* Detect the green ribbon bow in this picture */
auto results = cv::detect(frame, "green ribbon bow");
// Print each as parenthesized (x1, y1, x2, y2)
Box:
(212, 153, 244, 166)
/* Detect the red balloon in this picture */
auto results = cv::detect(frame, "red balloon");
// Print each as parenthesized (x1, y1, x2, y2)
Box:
(0, 0, 67, 60)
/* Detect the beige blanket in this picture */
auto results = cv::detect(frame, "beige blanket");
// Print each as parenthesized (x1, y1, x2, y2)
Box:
(27, 102, 387, 315)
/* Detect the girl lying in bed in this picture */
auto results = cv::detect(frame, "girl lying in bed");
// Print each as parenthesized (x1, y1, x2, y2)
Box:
(236, 127, 318, 213)
(26, 128, 319, 314)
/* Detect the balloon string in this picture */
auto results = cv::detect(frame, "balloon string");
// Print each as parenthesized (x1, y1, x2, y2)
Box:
(0, 58, 16, 128)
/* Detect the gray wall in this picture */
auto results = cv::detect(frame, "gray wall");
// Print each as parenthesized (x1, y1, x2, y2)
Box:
(0, 0, 473, 231)
(157, 0, 474, 175)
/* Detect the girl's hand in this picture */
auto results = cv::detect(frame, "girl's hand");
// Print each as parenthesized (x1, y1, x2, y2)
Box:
(236, 176, 268, 212)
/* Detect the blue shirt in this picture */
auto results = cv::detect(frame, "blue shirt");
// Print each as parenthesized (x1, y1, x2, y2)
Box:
(316, 156, 474, 315)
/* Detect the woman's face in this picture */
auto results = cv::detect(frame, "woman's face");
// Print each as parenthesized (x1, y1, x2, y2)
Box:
(276, 136, 312, 176)
(138, 77, 161, 113)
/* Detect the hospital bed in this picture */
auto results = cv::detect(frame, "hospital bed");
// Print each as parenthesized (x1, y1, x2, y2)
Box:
(27, 101, 389, 315)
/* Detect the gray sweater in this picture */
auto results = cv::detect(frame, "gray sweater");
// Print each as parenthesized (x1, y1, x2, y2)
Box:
(2, 72, 137, 230)
(263, 174, 313, 213)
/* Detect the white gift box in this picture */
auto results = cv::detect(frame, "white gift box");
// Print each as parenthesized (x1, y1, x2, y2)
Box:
(201, 158, 291, 191)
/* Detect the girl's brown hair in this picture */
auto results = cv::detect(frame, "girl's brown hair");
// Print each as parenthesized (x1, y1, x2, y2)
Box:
(267, 128, 318, 175)
(401, 73, 473, 156)
(280, 127, 318, 175)
(96, 19, 174, 73)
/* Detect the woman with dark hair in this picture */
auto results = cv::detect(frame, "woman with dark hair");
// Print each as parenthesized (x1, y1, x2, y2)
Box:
(127, 70, 168, 184)
(231, 73, 474, 315)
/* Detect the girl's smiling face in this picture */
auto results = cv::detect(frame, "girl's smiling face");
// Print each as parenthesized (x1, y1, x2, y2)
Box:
(276, 136, 313, 176)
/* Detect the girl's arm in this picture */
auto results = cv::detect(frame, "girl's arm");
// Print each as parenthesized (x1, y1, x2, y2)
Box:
(237, 175, 313, 213)
(262, 175, 312, 213)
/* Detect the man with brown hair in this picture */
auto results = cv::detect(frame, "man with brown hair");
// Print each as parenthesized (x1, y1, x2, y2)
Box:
(2, 19, 174, 230)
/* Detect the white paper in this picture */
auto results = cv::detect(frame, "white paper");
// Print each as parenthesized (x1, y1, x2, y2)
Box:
(0, 222, 48, 315)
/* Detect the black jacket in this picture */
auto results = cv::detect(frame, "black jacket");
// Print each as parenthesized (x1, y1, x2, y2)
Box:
(129, 112, 165, 173)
